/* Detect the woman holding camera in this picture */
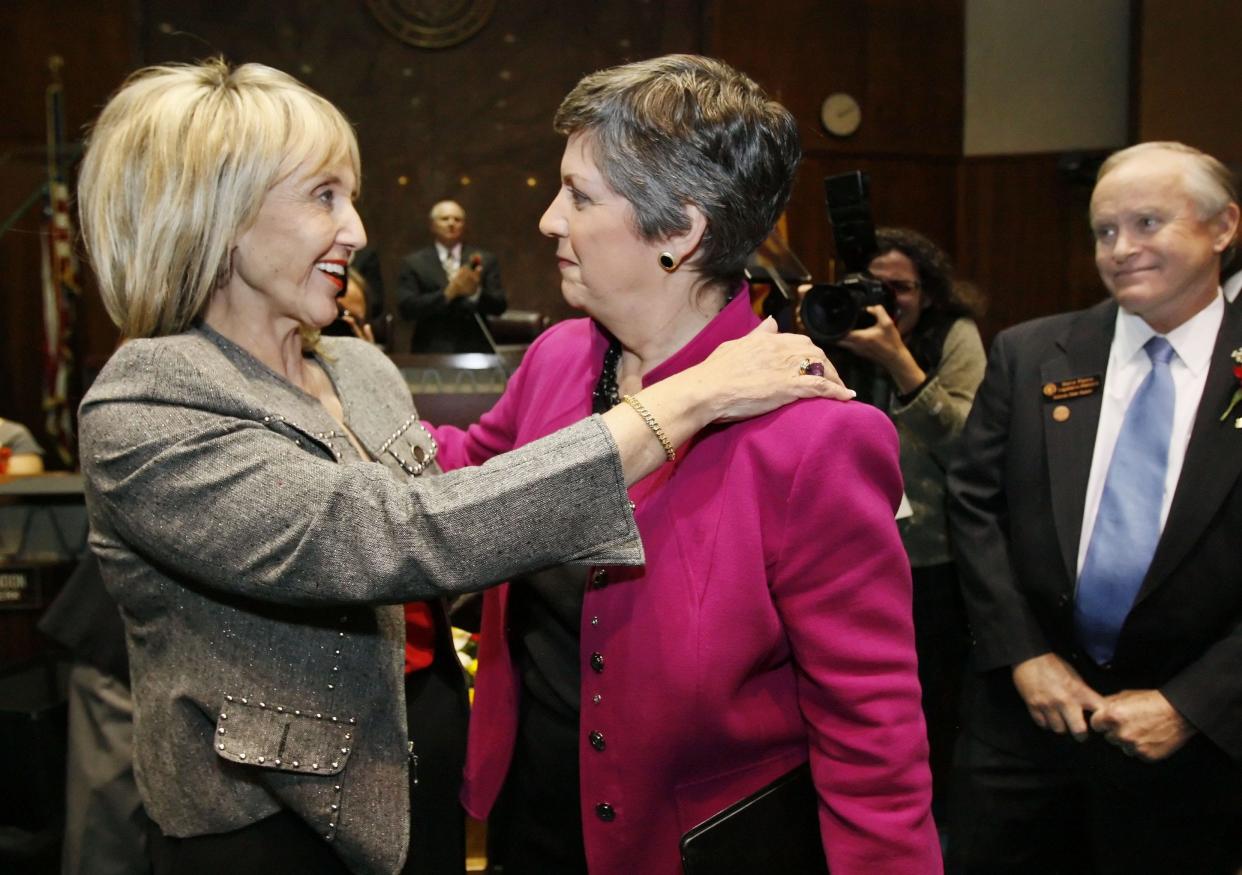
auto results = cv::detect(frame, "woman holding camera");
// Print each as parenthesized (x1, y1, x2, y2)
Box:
(836, 227, 987, 816)
(431, 56, 939, 875)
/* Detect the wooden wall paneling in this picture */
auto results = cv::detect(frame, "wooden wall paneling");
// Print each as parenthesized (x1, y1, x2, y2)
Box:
(954, 154, 1103, 345)
(1135, 0, 1242, 163)
(706, 0, 963, 158)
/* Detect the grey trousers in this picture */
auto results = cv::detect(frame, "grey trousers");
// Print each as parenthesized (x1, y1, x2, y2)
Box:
(61, 663, 150, 875)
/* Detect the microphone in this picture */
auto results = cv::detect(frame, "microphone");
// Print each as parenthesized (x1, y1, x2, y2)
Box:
(467, 253, 500, 355)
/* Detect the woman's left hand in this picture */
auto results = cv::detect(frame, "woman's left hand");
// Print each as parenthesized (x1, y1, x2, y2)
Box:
(837, 305, 926, 394)
(601, 319, 851, 485)
(689, 317, 853, 423)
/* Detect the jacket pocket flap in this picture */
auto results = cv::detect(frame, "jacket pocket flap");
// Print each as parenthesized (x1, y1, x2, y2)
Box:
(214, 697, 355, 776)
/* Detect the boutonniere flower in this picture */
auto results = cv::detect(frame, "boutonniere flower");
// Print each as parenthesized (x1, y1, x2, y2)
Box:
(1221, 347, 1242, 424)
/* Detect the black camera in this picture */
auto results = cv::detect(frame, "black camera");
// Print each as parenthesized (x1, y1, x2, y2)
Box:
(799, 172, 895, 344)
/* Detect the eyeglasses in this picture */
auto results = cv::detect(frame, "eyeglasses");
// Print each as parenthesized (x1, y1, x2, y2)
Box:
(882, 279, 921, 295)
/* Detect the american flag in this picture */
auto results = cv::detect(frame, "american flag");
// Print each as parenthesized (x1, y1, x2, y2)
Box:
(41, 62, 80, 467)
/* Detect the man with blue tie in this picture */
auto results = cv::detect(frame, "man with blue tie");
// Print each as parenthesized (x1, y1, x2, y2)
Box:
(947, 142, 1242, 874)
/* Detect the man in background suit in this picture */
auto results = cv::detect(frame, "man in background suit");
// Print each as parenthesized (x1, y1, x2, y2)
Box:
(947, 142, 1242, 874)
(397, 199, 507, 353)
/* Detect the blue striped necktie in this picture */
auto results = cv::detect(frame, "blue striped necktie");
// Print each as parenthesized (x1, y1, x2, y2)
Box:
(1074, 335, 1176, 665)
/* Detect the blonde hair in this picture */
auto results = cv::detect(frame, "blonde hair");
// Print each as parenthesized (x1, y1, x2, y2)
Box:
(1097, 141, 1237, 220)
(78, 58, 361, 338)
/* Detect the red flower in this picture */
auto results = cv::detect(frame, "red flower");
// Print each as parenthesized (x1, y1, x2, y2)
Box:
(1223, 348, 1242, 423)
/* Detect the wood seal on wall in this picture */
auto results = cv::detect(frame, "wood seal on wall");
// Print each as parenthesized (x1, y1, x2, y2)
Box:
(366, 0, 495, 49)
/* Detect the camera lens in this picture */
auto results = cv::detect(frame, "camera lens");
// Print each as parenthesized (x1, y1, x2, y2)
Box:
(801, 284, 860, 343)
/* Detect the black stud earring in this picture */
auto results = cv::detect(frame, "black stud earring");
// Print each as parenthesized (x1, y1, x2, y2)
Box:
(658, 251, 677, 272)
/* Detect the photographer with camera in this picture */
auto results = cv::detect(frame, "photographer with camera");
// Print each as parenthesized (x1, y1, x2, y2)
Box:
(807, 227, 986, 822)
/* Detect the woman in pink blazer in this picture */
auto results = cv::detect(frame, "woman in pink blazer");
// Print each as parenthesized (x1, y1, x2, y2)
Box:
(430, 55, 939, 874)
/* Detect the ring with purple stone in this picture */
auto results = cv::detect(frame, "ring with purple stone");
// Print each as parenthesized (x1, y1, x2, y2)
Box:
(798, 358, 825, 378)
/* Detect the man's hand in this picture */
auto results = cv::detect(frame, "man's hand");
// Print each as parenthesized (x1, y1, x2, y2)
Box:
(444, 263, 482, 300)
(339, 310, 375, 344)
(1012, 653, 1105, 740)
(1090, 689, 1195, 762)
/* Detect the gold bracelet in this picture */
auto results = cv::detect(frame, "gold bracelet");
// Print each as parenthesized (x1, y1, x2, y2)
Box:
(622, 394, 675, 462)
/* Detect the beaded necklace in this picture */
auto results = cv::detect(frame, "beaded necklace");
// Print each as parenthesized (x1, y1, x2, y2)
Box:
(592, 338, 622, 414)
(590, 287, 735, 416)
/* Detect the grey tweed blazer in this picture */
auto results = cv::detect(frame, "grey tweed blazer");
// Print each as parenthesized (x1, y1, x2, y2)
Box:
(79, 325, 642, 874)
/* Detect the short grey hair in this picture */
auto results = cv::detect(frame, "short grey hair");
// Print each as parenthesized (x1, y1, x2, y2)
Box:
(1097, 141, 1237, 219)
(553, 54, 801, 288)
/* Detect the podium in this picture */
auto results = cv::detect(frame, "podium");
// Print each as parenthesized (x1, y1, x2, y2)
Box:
(0, 473, 87, 668)
(389, 352, 521, 429)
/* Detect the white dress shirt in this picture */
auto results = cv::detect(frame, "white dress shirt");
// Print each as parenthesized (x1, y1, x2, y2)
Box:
(435, 241, 462, 274)
(1076, 293, 1224, 575)
(1223, 269, 1241, 304)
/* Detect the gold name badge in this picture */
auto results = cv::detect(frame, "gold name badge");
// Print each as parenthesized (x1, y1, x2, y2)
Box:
(1042, 375, 1102, 402)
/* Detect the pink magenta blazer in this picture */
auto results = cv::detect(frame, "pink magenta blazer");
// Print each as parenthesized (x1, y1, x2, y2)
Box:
(428, 292, 941, 874)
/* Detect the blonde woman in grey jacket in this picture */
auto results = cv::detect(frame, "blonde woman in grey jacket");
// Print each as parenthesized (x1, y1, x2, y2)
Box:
(75, 59, 843, 875)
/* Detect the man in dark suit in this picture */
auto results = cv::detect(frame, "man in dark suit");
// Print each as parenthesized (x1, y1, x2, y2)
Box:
(397, 199, 507, 352)
(947, 141, 1242, 874)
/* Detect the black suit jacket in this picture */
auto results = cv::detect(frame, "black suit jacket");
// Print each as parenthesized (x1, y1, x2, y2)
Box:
(948, 298, 1242, 760)
(396, 244, 506, 353)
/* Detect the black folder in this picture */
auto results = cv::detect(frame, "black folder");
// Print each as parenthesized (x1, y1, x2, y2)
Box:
(679, 761, 829, 874)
